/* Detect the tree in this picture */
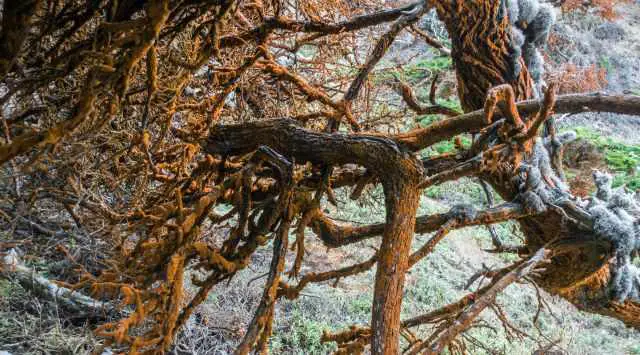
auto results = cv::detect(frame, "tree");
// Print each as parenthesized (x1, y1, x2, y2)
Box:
(0, 0, 639, 354)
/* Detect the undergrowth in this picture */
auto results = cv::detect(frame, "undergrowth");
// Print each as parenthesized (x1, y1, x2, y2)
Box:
(572, 127, 640, 190)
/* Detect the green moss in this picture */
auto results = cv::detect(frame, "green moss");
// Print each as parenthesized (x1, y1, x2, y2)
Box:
(572, 127, 640, 190)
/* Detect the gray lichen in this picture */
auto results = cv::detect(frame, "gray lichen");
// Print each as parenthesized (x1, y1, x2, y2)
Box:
(588, 170, 640, 302)
(502, 0, 555, 96)
(514, 132, 577, 214)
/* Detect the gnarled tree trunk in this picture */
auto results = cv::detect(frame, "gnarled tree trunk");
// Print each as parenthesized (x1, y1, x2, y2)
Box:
(435, 0, 640, 328)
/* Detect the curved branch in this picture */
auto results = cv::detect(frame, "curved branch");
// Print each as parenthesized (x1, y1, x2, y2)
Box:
(203, 118, 424, 354)
(396, 78, 461, 117)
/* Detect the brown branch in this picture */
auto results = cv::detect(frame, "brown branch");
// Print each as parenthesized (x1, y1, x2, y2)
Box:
(278, 254, 378, 300)
(515, 83, 558, 142)
(392, 93, 640, 152)
(396, 78, 461, 117)
(204, 118, 424, 354)
(341, 3, 428, 126)
(409, 25, 451, 56)
(218, 2, 423, 48)
(324, 252, 541, 353)
(312, 202, 528, 248)
(418, 156, 482, 189)
(483, 84, 525, 129)
(0, 0, 41, 78)
(415, 248, 551, 355)
(408, 220, 457, 267)
(235, 183, 293, 354)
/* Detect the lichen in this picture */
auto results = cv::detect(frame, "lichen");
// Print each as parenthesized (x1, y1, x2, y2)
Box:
(589, 170, 640, 302)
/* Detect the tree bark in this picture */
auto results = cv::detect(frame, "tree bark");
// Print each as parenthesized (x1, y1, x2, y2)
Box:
(435, 0, 640, 328)
(371, 176, 421, 354)
(205, 118, 424, 353)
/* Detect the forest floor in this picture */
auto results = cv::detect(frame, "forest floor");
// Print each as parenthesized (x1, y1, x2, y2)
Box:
(2, 2, 640, 355)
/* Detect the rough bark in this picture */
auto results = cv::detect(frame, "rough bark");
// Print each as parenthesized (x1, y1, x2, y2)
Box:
(431, 0, 532, 112)
(434, 0, 640, 329)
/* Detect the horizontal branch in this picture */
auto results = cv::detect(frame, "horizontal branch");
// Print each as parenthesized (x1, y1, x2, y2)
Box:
(219, 2, 422, 48)
(312, 202, 529, 248)
(393, 93, 640, 151)
(203, 118, 421, 176)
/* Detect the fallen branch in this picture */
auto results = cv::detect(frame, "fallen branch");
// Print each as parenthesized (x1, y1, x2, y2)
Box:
(0, 249, 112, 316)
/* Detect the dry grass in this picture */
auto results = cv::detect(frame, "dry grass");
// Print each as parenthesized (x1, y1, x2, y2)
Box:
(0, 279, 100, 354)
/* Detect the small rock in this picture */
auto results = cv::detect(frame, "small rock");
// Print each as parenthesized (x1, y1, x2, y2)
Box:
(593, 22, 626, 41)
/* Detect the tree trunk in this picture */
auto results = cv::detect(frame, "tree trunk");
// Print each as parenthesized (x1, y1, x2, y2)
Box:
(437, 0, 640, 328)
(371, 177, 422, 354)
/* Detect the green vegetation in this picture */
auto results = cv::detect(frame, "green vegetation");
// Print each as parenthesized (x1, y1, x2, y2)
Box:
(430, 134, 471, 155)
(417, 97, 463, 127)
(573, 127, 640, 190)
(271, 300, 341, 354)
(347, 295, 373, 316)
(0, 279, 17, 302)
(402, 55, 453, 80)
(599, 56, 613, 74)
(374, 55, 453, 83)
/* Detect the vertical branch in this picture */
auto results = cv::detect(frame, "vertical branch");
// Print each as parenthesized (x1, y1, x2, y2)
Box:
(339, 3, 427, 131)
(371, 175, 422, 354)
(234, 212, 291, 354)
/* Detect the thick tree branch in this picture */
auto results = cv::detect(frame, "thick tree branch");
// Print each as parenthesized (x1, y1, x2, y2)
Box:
(204, 117, 424, 354)
(393, 93, 640, 151)
(312, 202, 529, 248)
(1, 249, 112, 316)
